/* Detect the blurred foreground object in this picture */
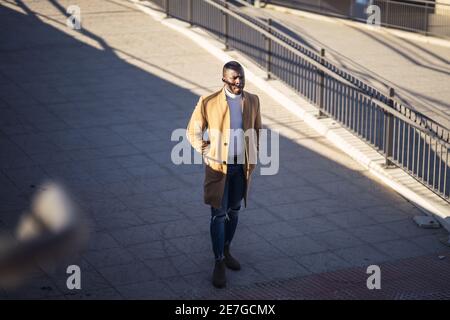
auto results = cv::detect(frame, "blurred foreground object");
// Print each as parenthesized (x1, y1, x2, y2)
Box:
(0, 182, 88, 288)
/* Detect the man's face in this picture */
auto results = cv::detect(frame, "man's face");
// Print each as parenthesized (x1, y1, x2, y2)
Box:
(223, 68, 245, 95)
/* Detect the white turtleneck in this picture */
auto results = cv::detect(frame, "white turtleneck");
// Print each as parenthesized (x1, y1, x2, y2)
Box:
(224, 87, 244, 158)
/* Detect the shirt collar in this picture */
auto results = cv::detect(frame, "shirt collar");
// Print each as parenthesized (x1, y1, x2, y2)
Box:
(224, 86, 242, 99)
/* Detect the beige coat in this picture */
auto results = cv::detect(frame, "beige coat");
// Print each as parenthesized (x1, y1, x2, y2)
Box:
(186, 87, 262, 209)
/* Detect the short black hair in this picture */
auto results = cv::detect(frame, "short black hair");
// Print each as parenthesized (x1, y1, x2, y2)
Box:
(223, 61, 243, 76)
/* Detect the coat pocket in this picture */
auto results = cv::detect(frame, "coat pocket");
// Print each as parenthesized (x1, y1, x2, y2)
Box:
(204, 164, 224, 186)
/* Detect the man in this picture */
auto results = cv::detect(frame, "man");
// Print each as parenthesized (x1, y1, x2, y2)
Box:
(186, 61, 262, 288)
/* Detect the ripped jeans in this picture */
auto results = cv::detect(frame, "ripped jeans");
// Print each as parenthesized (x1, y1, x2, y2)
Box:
(210, 164, 245, 261)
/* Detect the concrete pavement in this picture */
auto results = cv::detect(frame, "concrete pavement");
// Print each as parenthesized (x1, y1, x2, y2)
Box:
(0, 0, 449, 299)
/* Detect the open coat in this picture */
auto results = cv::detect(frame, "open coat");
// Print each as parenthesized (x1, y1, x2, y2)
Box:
(186, 87, 262, 209)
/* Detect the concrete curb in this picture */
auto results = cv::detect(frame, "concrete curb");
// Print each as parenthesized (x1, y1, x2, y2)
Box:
(129, 0, 450, 231)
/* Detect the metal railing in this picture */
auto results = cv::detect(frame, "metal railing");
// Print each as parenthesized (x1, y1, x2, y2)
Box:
(150, 0, 450, 201)
(262, 0, 450, 39)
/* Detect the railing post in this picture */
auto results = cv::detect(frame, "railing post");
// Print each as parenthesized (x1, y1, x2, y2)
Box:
(385, 0, 389, 27)
(265, 18, 272, 79)
(349, 0, 353, 20)
(164, 0, 169, 18)
(222, 0, 229, 51)
(384, 87, 395, 167)
(188, 0, 193, 27)
(317, 48, 327, 118)
(424, 2, 429, 35)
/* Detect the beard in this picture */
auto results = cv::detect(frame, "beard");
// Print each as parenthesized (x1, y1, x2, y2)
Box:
(229, 84, 243, 94)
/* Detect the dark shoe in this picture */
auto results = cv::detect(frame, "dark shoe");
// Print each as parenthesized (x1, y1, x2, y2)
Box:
(212, 259, 226, 288)
(224, 245, 241, 271)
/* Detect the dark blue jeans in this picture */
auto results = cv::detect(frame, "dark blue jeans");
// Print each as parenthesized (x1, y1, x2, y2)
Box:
(210, 164, 245, 261)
